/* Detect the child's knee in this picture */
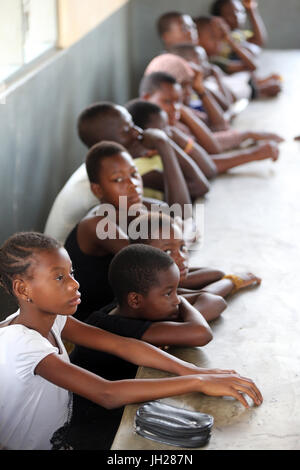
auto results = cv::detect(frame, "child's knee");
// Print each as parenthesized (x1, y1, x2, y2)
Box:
(213, 294, 228, 314)
(200, 292, 227, 316)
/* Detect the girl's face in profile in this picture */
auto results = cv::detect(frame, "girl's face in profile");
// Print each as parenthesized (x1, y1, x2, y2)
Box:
(95, 152, 144, 210)
(149, 224, 189, 281)
(18, 248, 81, 316)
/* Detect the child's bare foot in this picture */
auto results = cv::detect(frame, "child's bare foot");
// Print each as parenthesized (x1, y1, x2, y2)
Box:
(224, 273, 261, 294)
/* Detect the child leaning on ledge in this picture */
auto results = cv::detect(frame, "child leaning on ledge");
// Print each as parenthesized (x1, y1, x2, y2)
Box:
(0, 232, 262, 450)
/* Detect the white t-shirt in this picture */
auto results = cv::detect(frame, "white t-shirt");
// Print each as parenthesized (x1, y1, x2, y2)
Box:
(0, 312, 71, 450)
(44, 163, 98, 244)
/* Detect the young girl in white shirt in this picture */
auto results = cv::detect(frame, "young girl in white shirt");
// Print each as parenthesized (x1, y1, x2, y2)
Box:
(0, 232, 262, 450)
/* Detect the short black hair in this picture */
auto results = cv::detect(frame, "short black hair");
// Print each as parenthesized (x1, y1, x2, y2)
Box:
(126, 99, 162, 129)
(77, 102, 120, 148)
(157, 11, 183, 37)
(139, 71, 177, 97)
(210, 0, 230, 16)
(108, 244, 174, 306)
(85, 141, 127, 183)
(0, 232, 61, 299)
(193, 16, 213, 30)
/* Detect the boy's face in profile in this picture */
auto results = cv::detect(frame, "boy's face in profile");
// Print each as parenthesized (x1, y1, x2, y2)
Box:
(164, 15, 198, 46)
(197, 23, 222, 57)
(146, 83, 182, 125)
(137, 263, 181, 321)
(113, 107, 143, 149)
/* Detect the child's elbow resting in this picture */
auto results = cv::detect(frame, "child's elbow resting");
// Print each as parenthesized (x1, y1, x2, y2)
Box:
(95, 383, 125, 409)
(192, 327, 213, 347)
(191, 180, 210, 199)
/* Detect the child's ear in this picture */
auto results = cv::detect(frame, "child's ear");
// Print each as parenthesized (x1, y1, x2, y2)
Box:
(12, 278, 31, 303)
(127, 292, 143, 309)
(90, 182, 103, 199)
(141, 92, 151, 100)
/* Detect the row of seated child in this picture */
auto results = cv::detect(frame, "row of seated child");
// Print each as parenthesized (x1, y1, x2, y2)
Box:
(0, 0, 278, 450)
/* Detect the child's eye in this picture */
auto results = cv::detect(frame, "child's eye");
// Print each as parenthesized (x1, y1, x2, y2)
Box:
(164, 290, 172, 297)
(55, 274, 64, 281)
(114, 177, 123, 183)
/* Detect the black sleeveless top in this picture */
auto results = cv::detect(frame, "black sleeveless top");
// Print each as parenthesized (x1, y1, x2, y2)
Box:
(64, 225, 115, 321)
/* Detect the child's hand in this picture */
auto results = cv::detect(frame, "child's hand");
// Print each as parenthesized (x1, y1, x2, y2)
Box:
(242, 0, 258, 10)
(211, 17, 231, 41)
(196, 372, 263, 408)
(190, 64, 205, 95)
(248, 131, 284, 143)
(140, 128, 169, 149)
(256, 141, 279, 162)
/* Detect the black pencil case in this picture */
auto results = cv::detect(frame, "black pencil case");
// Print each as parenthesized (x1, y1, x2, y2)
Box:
(135, 401, 214, 448)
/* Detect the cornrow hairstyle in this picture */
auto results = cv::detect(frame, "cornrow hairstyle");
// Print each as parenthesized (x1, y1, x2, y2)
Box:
(77, 101, 118, 148)
(0, 232, 61, 298)
(157, 11, 183, 37)
(139, 71, 177, 97)
(85, 140, 127, 183)
(108, 244, 174, 306)
(210, 0, 230, 16)
(126, 99, 162, 129)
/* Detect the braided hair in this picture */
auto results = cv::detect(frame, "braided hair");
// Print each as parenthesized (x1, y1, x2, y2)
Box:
(0, 232, 61, 298)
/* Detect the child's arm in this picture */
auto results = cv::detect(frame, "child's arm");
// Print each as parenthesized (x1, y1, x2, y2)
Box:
(214, 129, 284, 152)
(179, 105, 222, 154)
(34, 318, 263, 409)
(168, 139, 211, 198)
(140, 296, 213, 347)
(191, 65, 230, 131)
(179, 267, 225, 289)
(140, 129, 192, 216)
(209, 65, 236, 106)
(77, 214, 130, 256)
(210, 140, 279, 173)
(212, 17, 258, 72)
(170, 126, 218, 178)
(243, 0, 268, 47)
(220, 18, 258, 71)
(35, 352, 262, 409)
